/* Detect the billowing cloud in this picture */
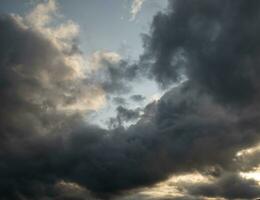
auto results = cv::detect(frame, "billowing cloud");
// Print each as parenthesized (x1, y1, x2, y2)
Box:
(1, 0, 260, 200)
(142, 0, 260, 104)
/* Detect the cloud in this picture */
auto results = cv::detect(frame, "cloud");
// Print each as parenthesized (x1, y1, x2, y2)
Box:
(0, 2, 105, 198)
(113, 97, 127, 106)
(108, 106, 142, 128)
(131, 94, 146, 102)
(30, 81, 258, 198)
(141, 0, 260, 104)
(183, 173, 260, 199)
(25, 0, 57, 29)
(88, 51, 139, 94)
(1, 0, 260, 200)
(130, 0, 145, 21)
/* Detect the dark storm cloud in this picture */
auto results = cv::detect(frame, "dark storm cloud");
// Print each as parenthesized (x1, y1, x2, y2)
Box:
(47, 82, 259, 197)
(141, 0, 260, 104)
(1, 0, 260, 200)
(63, 0, 260, 196)
(131, 94, 146, 102)
(183, 173, 260, 199)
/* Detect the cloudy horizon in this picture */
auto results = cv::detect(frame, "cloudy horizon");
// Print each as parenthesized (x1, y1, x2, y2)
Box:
(0, 0, 260, 199)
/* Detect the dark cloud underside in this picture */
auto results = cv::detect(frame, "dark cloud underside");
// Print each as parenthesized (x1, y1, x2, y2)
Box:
(184, 173, 260, 199)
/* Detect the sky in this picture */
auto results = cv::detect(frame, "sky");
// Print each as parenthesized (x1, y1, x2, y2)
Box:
(0, 0, 260, 200)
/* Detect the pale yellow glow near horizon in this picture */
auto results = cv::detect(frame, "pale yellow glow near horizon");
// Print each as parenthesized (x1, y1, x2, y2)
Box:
(236, 143, 260, 157)
(236, 144, 260, 184)
(139, 172, 210, 199)
(240, 166, 260, 184)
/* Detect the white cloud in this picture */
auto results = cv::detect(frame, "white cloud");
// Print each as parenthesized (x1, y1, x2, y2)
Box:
(130, 0, 145, 21)
(25, 0, 57, 28)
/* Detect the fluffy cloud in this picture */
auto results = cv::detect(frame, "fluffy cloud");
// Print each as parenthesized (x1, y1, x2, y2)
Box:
(0, 1, 105, 198)
(108, 106, 142, 128)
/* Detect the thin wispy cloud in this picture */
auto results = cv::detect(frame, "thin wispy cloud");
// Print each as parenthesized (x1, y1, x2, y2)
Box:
(130, 0, 145, 21)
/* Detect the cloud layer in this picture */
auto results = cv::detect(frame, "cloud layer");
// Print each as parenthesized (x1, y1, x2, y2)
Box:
(0, 0, 260, 200)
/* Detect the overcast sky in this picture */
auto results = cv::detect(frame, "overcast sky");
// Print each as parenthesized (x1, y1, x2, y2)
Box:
(0, 0, 260, 200)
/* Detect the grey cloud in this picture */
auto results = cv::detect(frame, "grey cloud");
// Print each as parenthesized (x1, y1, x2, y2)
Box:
(130, 94, 146, 102)
(141, 0, 260, 104)
(116, 106, 141, 122)
(108, 106, 141, 128)
(90, 58, 139, 94)
(53, 82, 260, 197)
(2, 81, 258, 199)
(1, 0, 260, 200)
(0, 13, 101, 200)
(113, 97, 127, 105)
(183, 173, 260, 199)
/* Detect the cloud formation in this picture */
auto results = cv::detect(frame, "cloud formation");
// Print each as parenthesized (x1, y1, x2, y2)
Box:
(88, 51, 139, 94)
(1, 0, 260, 200)
(142, 0, 260, 104)
(183, 173, 260, 199)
